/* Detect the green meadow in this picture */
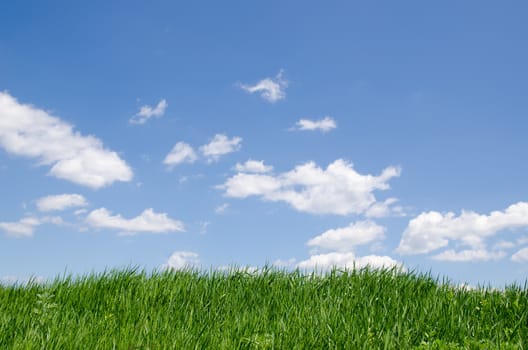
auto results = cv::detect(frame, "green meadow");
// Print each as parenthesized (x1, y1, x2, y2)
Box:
(1, 267, 527, 349)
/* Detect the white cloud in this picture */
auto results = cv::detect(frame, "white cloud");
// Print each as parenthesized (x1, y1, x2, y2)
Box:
(0, 215, 64, 238)
(74, 208, 88, 216)
(272, 258, 297, 268)
(36, 194, 87, 212)
(163, 142, 198, 168)
(198, 221, 210, 234)
(1, 275, 45, 286)
(365, 198, 404, 218)
(129, 99, 168, 125)
(234, 159, 273, 173)
(215, 203, 229, 214)
(511, 247, 528, 263)
(239, 71, 288, 103)
(517, 236, 528, 245)
(294, 117, 336, 132)
(0, 92, 133, 189)
(220, 159, 400, 216)
(297, 252, 402, 271)
(307, 221, 386, 252)
(493, 240, 516, 250)
(0, 217, 41, 237)
(163, 251, 200, 270)
(397, 202, 528, 255)
(200, 134, 242, 162)
(85, 208, 184, 234)
(432, 249, 506, 262)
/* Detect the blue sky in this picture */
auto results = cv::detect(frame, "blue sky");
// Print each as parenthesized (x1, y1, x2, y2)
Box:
(1, 1, 528, 287)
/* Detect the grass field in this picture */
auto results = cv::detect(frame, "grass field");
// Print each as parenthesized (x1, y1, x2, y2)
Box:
(1, 267, 527, 349)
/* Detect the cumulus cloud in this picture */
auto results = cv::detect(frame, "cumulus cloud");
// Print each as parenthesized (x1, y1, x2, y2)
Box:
(432, 249, 507, 262)
(200, 134, 242, 162)
(0, 216, 64, 238)
(0, 92, 133, 188)
(294, 117, 336, 132)
(511, 247, 528, 263)
(397, 202, 528, 255)
(36, 194, 87, 212)
(239, 71, 288, 103)
(0, 217, 40, 237)
(86, 208, 184, 234)
(220, 159, 400, 216)
(163, 251, 200, 270)
(234, 159, 273, 173)
(163, 142, 198, 168)
(307, 221, 386, 252)
(297, 252, 402, 271)
(129, 99, 168, 125)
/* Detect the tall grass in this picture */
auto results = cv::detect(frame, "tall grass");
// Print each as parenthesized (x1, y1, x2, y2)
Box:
(1, 267, 527, 349)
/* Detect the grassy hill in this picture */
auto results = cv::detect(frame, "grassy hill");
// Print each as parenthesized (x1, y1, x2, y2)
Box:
(1, 267, 527, 349)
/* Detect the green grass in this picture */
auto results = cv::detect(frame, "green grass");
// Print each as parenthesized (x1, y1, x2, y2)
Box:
(1, 267, 527, 349)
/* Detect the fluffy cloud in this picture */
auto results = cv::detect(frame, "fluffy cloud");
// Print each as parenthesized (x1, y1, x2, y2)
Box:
(0, 217, 40, 237)
(297, 252, 402, 270)
(397, 202, 528, 255)
(239, 71, 288, 103)
(220, 159, 400, 216)
(86, 208, 184, 234)
(294, 117, 336, 132)
(129, 99, 168, 125)
(36, 194, 87, 212)
(0, 92, 133, 188)
(307, 221, 385, 252)
(0, 216, 63, 238)
(511, 247, 528, 263)
(200, 134, 242, 162)
(163, 251, 200, 270)
(163, 142, 198, 168)
(432, 249, 506, 262)
(234, 159, 273, 173)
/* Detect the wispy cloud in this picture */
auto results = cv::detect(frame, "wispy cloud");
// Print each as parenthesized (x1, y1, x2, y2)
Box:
(215, 203, 229, 214)
(511, 247, 528, 263)
(85, 208, 184, 235)
(200, 134, 242, 162)
(0, 92, 133, 189)
(293, 117, 336, 132)
(220, 159, 400, 216)
(239, 71, 288, 103)
(432, 249, 506, 262)
(163, 142, 198, 168)
(129, 99, 168, 125)
(36, 194, 88, 212)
